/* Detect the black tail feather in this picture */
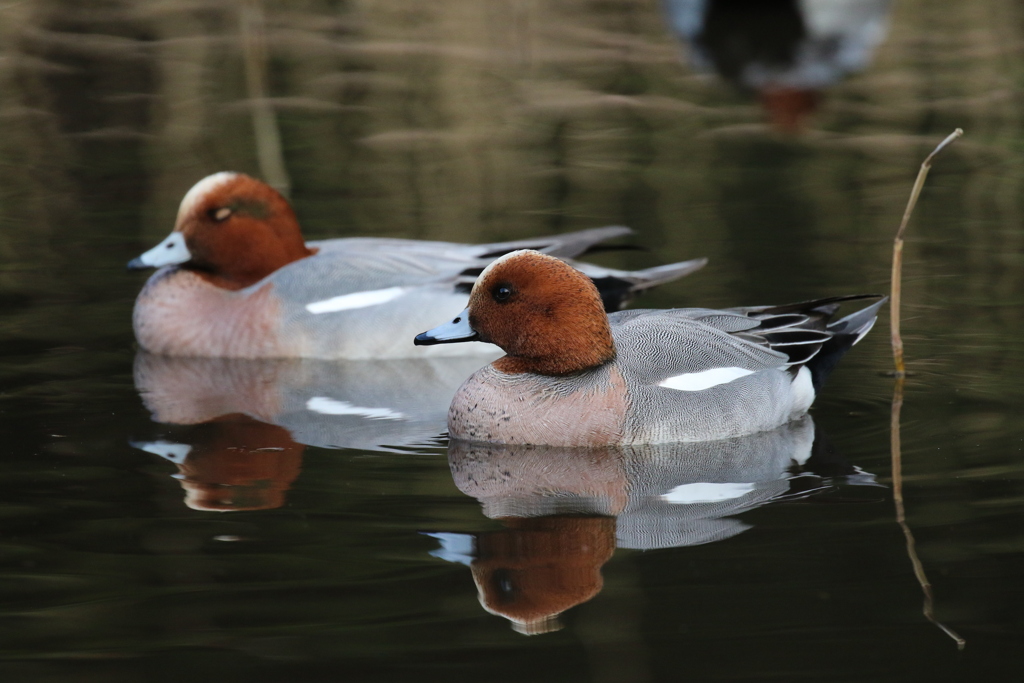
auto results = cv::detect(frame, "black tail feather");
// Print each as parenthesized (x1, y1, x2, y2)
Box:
(805, 296, 887, 392)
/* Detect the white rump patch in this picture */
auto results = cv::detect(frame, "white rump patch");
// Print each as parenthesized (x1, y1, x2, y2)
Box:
(424, 532, 476, 566)
(306, 396, 405, 420)
(305, 286, 409, 314)
(660, 482, 756, 504)
(133, 440, 192, 464)
(177, 171, 238, 222)
(658, 366, 755, 392)
(789, 366, 816, 415)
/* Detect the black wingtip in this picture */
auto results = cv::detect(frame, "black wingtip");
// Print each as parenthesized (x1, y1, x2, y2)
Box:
(806, 296, 887, 391)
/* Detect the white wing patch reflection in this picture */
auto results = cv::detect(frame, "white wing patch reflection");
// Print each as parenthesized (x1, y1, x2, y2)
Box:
(660, 482, 757, 504)
(305, 396, 405, 420)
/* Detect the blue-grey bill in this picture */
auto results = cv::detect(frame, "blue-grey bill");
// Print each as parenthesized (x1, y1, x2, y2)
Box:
(128, 231, 191, 270)
(414, 308, 479, 346)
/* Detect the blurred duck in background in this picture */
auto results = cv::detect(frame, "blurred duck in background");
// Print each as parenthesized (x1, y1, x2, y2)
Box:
(128, 172, 706, 359)
(426, 418, 879, 634)
(662, 0, 892, 131)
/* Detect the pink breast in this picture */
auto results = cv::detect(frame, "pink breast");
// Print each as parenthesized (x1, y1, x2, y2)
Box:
(133, 270, 290, 358)
(448, 365, 629, 446)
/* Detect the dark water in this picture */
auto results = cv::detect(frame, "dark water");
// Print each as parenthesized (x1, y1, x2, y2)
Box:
(2, 1, 1024, 680)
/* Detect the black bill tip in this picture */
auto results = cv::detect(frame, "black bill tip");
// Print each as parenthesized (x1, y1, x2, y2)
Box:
(414, 332, 438, 346)
(414, 331, 480, 346)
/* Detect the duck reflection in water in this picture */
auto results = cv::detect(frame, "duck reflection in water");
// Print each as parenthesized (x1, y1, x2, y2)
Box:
(134, 417, 303, 512)
(427, 416, 878, 634)
(662, 0, 891, 131)
(131, 351, 489, 510)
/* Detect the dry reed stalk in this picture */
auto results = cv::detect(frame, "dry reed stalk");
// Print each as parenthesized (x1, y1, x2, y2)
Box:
(889, 128, 965, 649)
(890, 128, 963, 376)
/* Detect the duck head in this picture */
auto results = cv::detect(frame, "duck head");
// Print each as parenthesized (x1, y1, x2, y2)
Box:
(415, 249, 617, 375)
(128, 172, 315, 290)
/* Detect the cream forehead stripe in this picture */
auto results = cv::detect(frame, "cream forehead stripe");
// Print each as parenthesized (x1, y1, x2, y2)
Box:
(471, 249, 537, 291)
(176, 171, 239, 222)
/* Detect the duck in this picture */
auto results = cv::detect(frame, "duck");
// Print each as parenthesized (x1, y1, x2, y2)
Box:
(414, 249, 884, 445)
(662, 0, 892, 131)
(128, 172, 707, 359)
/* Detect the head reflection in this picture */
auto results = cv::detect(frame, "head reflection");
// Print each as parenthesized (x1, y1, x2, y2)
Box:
(134, 416, 304, 512)
(430, 417, 875, 633)
(472, 516, 616, 635)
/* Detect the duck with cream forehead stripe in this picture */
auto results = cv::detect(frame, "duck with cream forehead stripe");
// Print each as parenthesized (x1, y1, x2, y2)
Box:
(415, 250, 885, 446)
(127, 172, 708, 359)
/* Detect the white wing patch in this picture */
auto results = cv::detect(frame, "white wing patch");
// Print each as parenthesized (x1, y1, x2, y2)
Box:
(177, 171, 238, 222)
(658, 366, 755, 392)
(305, 396, 405, 420)
(660, 482, 756, 504)
(305, 286, 408, 314)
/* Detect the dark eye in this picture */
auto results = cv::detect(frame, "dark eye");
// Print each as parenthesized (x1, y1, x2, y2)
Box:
(209, 207, 232, 222)
(493, 285, 513, 302)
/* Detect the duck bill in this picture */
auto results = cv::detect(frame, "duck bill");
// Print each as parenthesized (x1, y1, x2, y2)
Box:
(128, 231, 192, 270)
(414, 308, 479, 346)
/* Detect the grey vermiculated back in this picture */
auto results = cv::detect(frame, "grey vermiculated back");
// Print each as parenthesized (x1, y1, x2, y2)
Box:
(624, 369, 797, 443)
(607, 300, 882, 442)
(277, 227, 636, 302)
(243, 230, 705, 358)
(609, 309, 789, 380)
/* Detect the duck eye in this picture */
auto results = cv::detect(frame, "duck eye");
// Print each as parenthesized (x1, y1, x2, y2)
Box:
(210, 207, 232, 222)
(493, 285, 513, 303)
